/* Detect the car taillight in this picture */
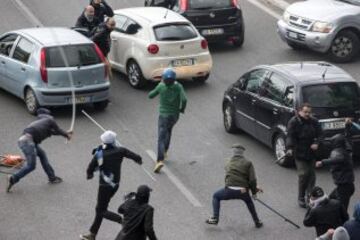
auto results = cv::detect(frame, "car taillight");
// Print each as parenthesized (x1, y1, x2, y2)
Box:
(94, 44, 109, 79)
(201, 39, 208, 49)
(180, 0, 188, 11)
(40, 48, 48, 83)
(232, 0, 240, 8)
(147, 44, 159, 54)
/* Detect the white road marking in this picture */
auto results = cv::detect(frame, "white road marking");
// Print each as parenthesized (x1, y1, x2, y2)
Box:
(246, 0, 282, 20)
(12, 0, 44, 27)
(146, 150, 203, 207)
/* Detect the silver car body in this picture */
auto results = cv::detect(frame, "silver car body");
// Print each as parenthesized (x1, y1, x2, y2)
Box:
(0, 27, 110, 110)
(277, 0, 360, 52)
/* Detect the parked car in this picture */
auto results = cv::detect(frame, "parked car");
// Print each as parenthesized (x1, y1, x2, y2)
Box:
(222, 62, 360, 167)
(277, 0, 360, 63)
(0, 27, 110, 114)
(145, 0, 245, 47)
(108, 7, 212, 89)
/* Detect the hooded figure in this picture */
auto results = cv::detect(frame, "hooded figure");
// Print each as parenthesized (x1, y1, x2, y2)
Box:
(115, 185, 157, 240)
(90, 0, 114, 22)
(344, 201, 360, 240)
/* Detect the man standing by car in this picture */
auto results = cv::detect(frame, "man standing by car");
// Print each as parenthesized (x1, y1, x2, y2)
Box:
(148, 68, 187, 173)
(91, 17, 116, 57)
(6, 108, 72, 192)
(90, 0, 114, 23)
(286, 103, 322, 208)
(75, 5, 100, 35)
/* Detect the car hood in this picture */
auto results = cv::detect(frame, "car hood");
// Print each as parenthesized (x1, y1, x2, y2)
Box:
(286, 0, 360, 22)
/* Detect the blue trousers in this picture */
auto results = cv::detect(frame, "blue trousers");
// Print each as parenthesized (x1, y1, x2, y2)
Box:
(157, 114, 178, 161)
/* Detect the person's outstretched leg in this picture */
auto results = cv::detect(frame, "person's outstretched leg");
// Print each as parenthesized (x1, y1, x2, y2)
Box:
(36, 145, 57, 182)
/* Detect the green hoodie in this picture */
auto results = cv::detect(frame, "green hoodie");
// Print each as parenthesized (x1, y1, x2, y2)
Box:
(148, 82, 187, 116)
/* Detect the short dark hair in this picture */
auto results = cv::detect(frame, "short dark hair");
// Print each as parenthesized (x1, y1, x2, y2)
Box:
(298, 103, 312, 111)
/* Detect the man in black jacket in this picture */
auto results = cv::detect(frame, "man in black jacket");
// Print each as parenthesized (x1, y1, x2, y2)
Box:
(286, 103, 322, 208)
(316, 134, 355, 212)
(115, 185, 157, 240)
(90, 0, 114, 22)
(80, 131, 142, 240)
(75, 5, 100, 34)
(304, 186, 348, 237)
(91, 17, 116, 57)
(7, 108, 72, 192)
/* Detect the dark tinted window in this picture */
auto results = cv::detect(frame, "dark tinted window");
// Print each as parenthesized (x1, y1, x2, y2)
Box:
(12, 38, 33, 63)
(0, 34, 18, 56)
(189, 0, 232, 9)
(302, 83, 360, 108)
(154, 24, 197, 41)
(245, 69, 268, 94)
(260, 73, 293, 105)
(46, 44, 101, 68)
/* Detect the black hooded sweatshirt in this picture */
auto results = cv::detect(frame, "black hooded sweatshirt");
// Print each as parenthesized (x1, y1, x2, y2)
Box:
(75, 12, 100, 32)
(91, 22, 112, 57)
(90, 0, 114, 22)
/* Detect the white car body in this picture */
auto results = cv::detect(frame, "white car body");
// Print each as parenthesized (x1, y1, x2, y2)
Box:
(108, 7, 213, 88)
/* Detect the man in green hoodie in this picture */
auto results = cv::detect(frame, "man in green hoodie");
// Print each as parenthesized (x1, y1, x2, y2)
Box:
(206, 144, 263, 228)
(148, 68, 187, 173)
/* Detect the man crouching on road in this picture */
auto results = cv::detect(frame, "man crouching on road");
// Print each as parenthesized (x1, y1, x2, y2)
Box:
(206, 144, 263, 228)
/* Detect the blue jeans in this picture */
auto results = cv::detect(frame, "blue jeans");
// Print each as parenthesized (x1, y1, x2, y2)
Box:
(12, 136, 56, 183)
(212, 187, 260, 223)
(157, 114, 178, 161)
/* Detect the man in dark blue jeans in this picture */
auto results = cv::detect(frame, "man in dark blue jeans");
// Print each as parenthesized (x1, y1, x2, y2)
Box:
(7, 108, 72, 193)
(206, 144, 263, 228)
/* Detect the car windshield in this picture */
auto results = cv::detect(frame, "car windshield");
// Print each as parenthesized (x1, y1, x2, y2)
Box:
(45, 44, 101, 68)
(189, 0, 232, 9)
(154, 24, 197, 41)
(336, 0, 360, 5)
(302, 83, 360, 109)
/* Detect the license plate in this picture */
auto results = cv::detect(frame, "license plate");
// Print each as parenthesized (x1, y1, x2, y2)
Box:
(287, 31, 299, 39)
(67, 96, 91, 104)
(322, 121, 346, 130)
(172, 59, 194, 67)
(202, 28, 224, 36)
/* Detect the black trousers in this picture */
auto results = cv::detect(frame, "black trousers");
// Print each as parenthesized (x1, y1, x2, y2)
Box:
(90, 185, 122, 234)
(329, 183, 355, 212)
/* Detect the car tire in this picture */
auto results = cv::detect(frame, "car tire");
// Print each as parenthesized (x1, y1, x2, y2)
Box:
(193, 74, 210, 83)
(93, 100, 109, 111)
(223, 102, 238, 133)
(127, 60, 147, 89)
(273, 134, 294, 167)
(327, 30, 360, 63)
(24, 88, 39, 115)
(286, 41, 305, 51)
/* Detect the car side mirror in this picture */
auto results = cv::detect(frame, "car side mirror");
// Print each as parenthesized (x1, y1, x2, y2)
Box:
(127, 24, 139, 35)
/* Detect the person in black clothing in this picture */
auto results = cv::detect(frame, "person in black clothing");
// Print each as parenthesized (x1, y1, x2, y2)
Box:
(75, 5, 101, 34)
(286, 103, 322, 208)
(115, 185, 157, 240)
(145, 0, 176, 9)
(80, 130, 142, 240)
(316, 134, 355, 212)
(90, 0, 114, 23)
(304, 186, 349, 237)
(6, 108, 72, 192)
(91, 17, 116, 57)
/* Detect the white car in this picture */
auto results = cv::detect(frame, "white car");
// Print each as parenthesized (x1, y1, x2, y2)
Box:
(108, 7, 213, 88)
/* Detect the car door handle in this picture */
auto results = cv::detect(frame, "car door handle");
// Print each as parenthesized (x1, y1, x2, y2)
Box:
(273, 108, 278, 115)
(21, 67, 26, 72)
(1, 61, 5, 64)
(252, 99, 256, 104)
(111, 38, 117, 41)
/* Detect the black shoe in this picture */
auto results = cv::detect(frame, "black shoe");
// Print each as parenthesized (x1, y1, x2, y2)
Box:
(6, 175, 14, 193)
(298, 199, 306, 208)
(49, 176, 63, 184)
(205, 217, 219, 225)
(255, 221, 263, 228)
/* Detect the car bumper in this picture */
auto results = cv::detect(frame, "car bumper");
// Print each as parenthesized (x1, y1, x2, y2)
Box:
(196, 21, 243, 42)
(277, 19, 334, 53)
(35, 83, 110, 106)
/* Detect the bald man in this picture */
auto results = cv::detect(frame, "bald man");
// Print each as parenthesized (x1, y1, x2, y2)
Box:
(76, 5, 100, 33)
(91, 17, 115, 57)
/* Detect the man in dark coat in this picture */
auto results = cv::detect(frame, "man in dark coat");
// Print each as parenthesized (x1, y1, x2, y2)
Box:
(286, 103, 322, 208)
(316, 134, 355, 211)
(303, 186, 349, 237)
(344, 201, 360, 240)
(7, 108, 72, 192)
(75, 5, 101, 34)
(115, 185, 157, 240)
(80, 131, 142, 240)
(90, 0, 114, 22)
(91, 17, 116, 57)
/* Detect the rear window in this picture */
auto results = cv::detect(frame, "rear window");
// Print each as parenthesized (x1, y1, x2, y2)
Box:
(189, 0, 232, 9)
(154, 24, 197, 41)
(302, 83, 360, 109)
(45, 44, 101, 68)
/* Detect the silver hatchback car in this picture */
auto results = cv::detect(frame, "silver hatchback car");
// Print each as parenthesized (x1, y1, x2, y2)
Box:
(0, 27, 110, 114)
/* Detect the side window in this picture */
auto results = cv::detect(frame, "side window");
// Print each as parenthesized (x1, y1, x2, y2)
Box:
(0, 34, 18, 57)
(122, 18, 140, 34)
(12, 38, 34, 64)
(114, 15, 128, 32)
(244, 69, 268, 94)
(260, 72, 293, 106)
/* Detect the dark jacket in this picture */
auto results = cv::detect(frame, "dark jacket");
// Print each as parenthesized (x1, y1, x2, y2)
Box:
(91, 22, 112, 57)
(23, 114, 68, 144)
(344, 219, 360, 240)
(286, 115, 322, 161)
(87, 144, 142, 185)
(224, 155, 257, 195)
(116, 199, 157, 240)
(75, 12, 100, 33)
(304, 198, 349, 236)
(90, 0, 114, 22)
(146, 0, 176, 8)
(345, 121, 360, 152)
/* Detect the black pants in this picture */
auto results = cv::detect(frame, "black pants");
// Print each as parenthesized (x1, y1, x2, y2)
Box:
(90, 185, 122, 234)
(295, 159, 316, 201)
(329, 183, 355, 212)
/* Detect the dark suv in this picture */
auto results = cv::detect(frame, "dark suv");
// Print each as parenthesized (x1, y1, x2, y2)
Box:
(222, 62, 360, 167)
(145, 0, 245, 47)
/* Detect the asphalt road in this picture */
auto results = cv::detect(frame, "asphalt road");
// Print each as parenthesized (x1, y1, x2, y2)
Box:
(0, 0, 359, 239)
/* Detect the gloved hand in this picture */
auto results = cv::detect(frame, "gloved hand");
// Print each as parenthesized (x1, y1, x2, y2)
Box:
(136, 158, 143, 165)
(180, 108, 185, 114)
(87, 173, 94, 180)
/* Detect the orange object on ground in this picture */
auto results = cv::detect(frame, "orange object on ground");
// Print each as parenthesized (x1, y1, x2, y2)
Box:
(0, 155, 24, 168)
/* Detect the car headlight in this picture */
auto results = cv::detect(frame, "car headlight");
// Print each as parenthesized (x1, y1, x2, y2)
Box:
(312, 21, 333, 33)
(283, 11, 291, 24)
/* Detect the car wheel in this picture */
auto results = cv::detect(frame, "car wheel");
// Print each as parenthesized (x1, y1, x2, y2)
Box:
(327, 30, 360, 63)
(273, 134, 293, 167)
(193, 74, 210, 83)
(93, 100, 109, 111)
(127, 61, 147, 89)
(286, 41, 305, 50)
(223, 102, 238, 133)
(233, 26, 245, 48)
(24, 88, 39, 115)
